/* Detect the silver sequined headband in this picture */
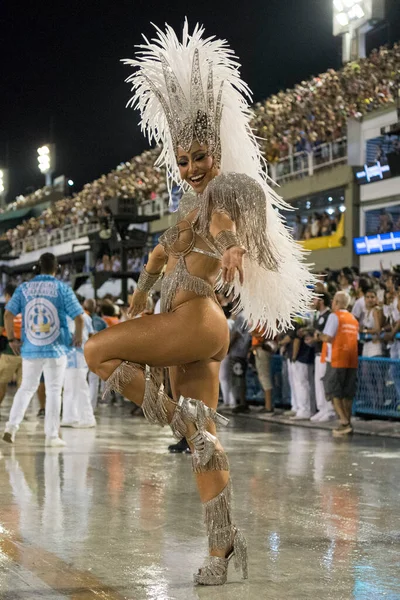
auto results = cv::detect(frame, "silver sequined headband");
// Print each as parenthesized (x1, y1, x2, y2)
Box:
(144, 50, 224, 164)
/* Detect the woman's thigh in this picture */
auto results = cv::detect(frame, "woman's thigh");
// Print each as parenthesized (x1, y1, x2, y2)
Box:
(169, 360, 222, 434)
(85, 298, 229, 369)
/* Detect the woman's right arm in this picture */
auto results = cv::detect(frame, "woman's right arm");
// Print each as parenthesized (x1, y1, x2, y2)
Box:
(145, 243, 168, 274)
(128, 244, 167, 317)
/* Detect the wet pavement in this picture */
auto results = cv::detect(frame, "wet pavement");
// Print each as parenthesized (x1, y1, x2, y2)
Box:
(0, 403, 400, 600)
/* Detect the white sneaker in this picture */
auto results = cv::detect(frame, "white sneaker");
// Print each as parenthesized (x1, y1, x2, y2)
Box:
(71, 421, 96, 429)
(45, 437, 66, 447)
(3, 425, 17, 444)
(290, 414, 311, 421)
(310, 412, 322, 422)
(317, 412, 336, 423)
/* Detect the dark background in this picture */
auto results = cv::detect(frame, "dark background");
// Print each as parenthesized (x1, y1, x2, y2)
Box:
(1, 0, 400, 200)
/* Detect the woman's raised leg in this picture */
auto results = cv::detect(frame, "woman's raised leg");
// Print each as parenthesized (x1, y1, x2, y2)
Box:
(85, 298, 230, 466)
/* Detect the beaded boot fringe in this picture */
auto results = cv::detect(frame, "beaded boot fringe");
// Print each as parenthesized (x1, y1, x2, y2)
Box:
(103, 361, 142, 398)
(141, 365, 173, 426)
(170, 396, 225, 440)
(192, 449, 230, 474)
(204, 481, 233, 550)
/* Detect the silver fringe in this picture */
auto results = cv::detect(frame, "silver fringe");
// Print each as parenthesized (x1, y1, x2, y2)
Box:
(233, 527, 248, 580)
(214, 230, 242, 254)
(103, 361, 142, 398)
(137, 267, 162, 292)
(169, 396, 227, 440)
(198, 172, 279, 271)
(192, 449, 230, 474)
(204, 481, 233, 551)
(141, 365, 171, 426)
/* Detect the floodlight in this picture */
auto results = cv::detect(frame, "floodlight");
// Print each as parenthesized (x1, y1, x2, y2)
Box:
(37, 145, 54, 175)
(349, 4, 364, 19)
(68, 179, 74, 186)
(333, 0, 344, 10)
(0, 170, 4, 194)
(336, 12, 349, 26)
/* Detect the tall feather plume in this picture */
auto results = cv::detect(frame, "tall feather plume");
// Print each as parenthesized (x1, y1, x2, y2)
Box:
(122, 21, 316, 335)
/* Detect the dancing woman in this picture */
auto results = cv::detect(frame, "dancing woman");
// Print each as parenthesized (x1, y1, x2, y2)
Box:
(85, 21, 313, 586)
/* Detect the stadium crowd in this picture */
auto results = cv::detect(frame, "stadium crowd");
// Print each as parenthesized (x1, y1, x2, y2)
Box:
(292, 210, 342, 240)
(252, 42, 400, 162)
(5, 149, 166, 248)
(2, 43, 399, 250)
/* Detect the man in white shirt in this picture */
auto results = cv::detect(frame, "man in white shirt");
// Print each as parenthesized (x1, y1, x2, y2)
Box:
(61, 303, 96, 428)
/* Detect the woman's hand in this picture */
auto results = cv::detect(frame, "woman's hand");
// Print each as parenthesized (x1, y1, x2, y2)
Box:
(221, 246, 246, 285)
(128, 290, 149, 318)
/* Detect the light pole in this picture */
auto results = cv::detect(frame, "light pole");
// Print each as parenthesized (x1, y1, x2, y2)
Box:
(0, 168, 9, 207)
(332, 0, 385, 63)
(37, 144, 55, 186)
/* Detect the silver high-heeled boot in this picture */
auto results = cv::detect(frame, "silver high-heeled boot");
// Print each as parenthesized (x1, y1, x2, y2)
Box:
(194, 481, 248, 586)
(194, 527, 248, 585)
(170, 395, 229, 467)
(103, 363, 229, 466)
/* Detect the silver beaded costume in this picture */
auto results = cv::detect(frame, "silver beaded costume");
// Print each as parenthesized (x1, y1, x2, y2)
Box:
(111, 20, 315, 586)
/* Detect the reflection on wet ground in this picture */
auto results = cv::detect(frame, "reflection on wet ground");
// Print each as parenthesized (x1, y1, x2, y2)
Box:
(0, 409, 399, 599)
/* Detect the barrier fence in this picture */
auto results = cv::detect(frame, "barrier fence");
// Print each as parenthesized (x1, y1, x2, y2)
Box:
(246, 355, 400, 419)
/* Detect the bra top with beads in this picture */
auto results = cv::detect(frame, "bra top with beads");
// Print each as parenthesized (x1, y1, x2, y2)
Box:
(158, 215, 222, 313)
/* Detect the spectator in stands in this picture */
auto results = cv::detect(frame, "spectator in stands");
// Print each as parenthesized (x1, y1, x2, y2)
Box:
(61, 299, 96, 429)
(100, 301, 120, 327)
(352, 277, 371, 327)
(362, 289, 383, 358)
(309, 292, 335, 422)
(226, 311, 252, 414)
(292, 215, 304, 241)
(317, 291, 359, 436)
(286, 319, 314, 420)
(0, 284, 22, 416)
(338, 267, 355, 307)
(84, 299, 107, 409)
(311, 213, 321, 238)
(249, 329, 276, 414)
(378, 209, 394, 234)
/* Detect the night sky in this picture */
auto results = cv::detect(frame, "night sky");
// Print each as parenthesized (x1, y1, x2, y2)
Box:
(2, 0, 400, 200)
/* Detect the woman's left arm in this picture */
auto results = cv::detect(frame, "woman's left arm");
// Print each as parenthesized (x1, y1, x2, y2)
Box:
(210, 211, 246, 285)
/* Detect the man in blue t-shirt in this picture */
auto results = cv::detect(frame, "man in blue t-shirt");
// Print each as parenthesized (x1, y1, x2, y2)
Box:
(2, 253, 84, 447)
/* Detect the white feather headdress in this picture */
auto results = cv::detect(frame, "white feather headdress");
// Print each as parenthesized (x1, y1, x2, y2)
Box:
(123, 21, 315, 334)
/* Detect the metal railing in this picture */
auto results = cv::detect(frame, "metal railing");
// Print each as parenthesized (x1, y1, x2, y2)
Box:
(12, 221, 101, 256)
(137, 195, 170, 218)
(268, 137, 348, 185)
(247, 354, 400, 419)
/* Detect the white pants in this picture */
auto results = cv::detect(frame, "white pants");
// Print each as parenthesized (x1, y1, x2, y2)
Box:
(219, 355, 233, 405)
(314, 356, 334, 416)
(289, 361, 311, 418)
(7, 356, 67, 439)
(287, 360, 298, 411)
(88, 370, 100, 409)
(62, 368, 96, 426)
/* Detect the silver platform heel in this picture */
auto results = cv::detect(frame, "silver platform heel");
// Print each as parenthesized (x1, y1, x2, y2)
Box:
(170, 395, 229, 467)
(194, 526, 248, 585)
